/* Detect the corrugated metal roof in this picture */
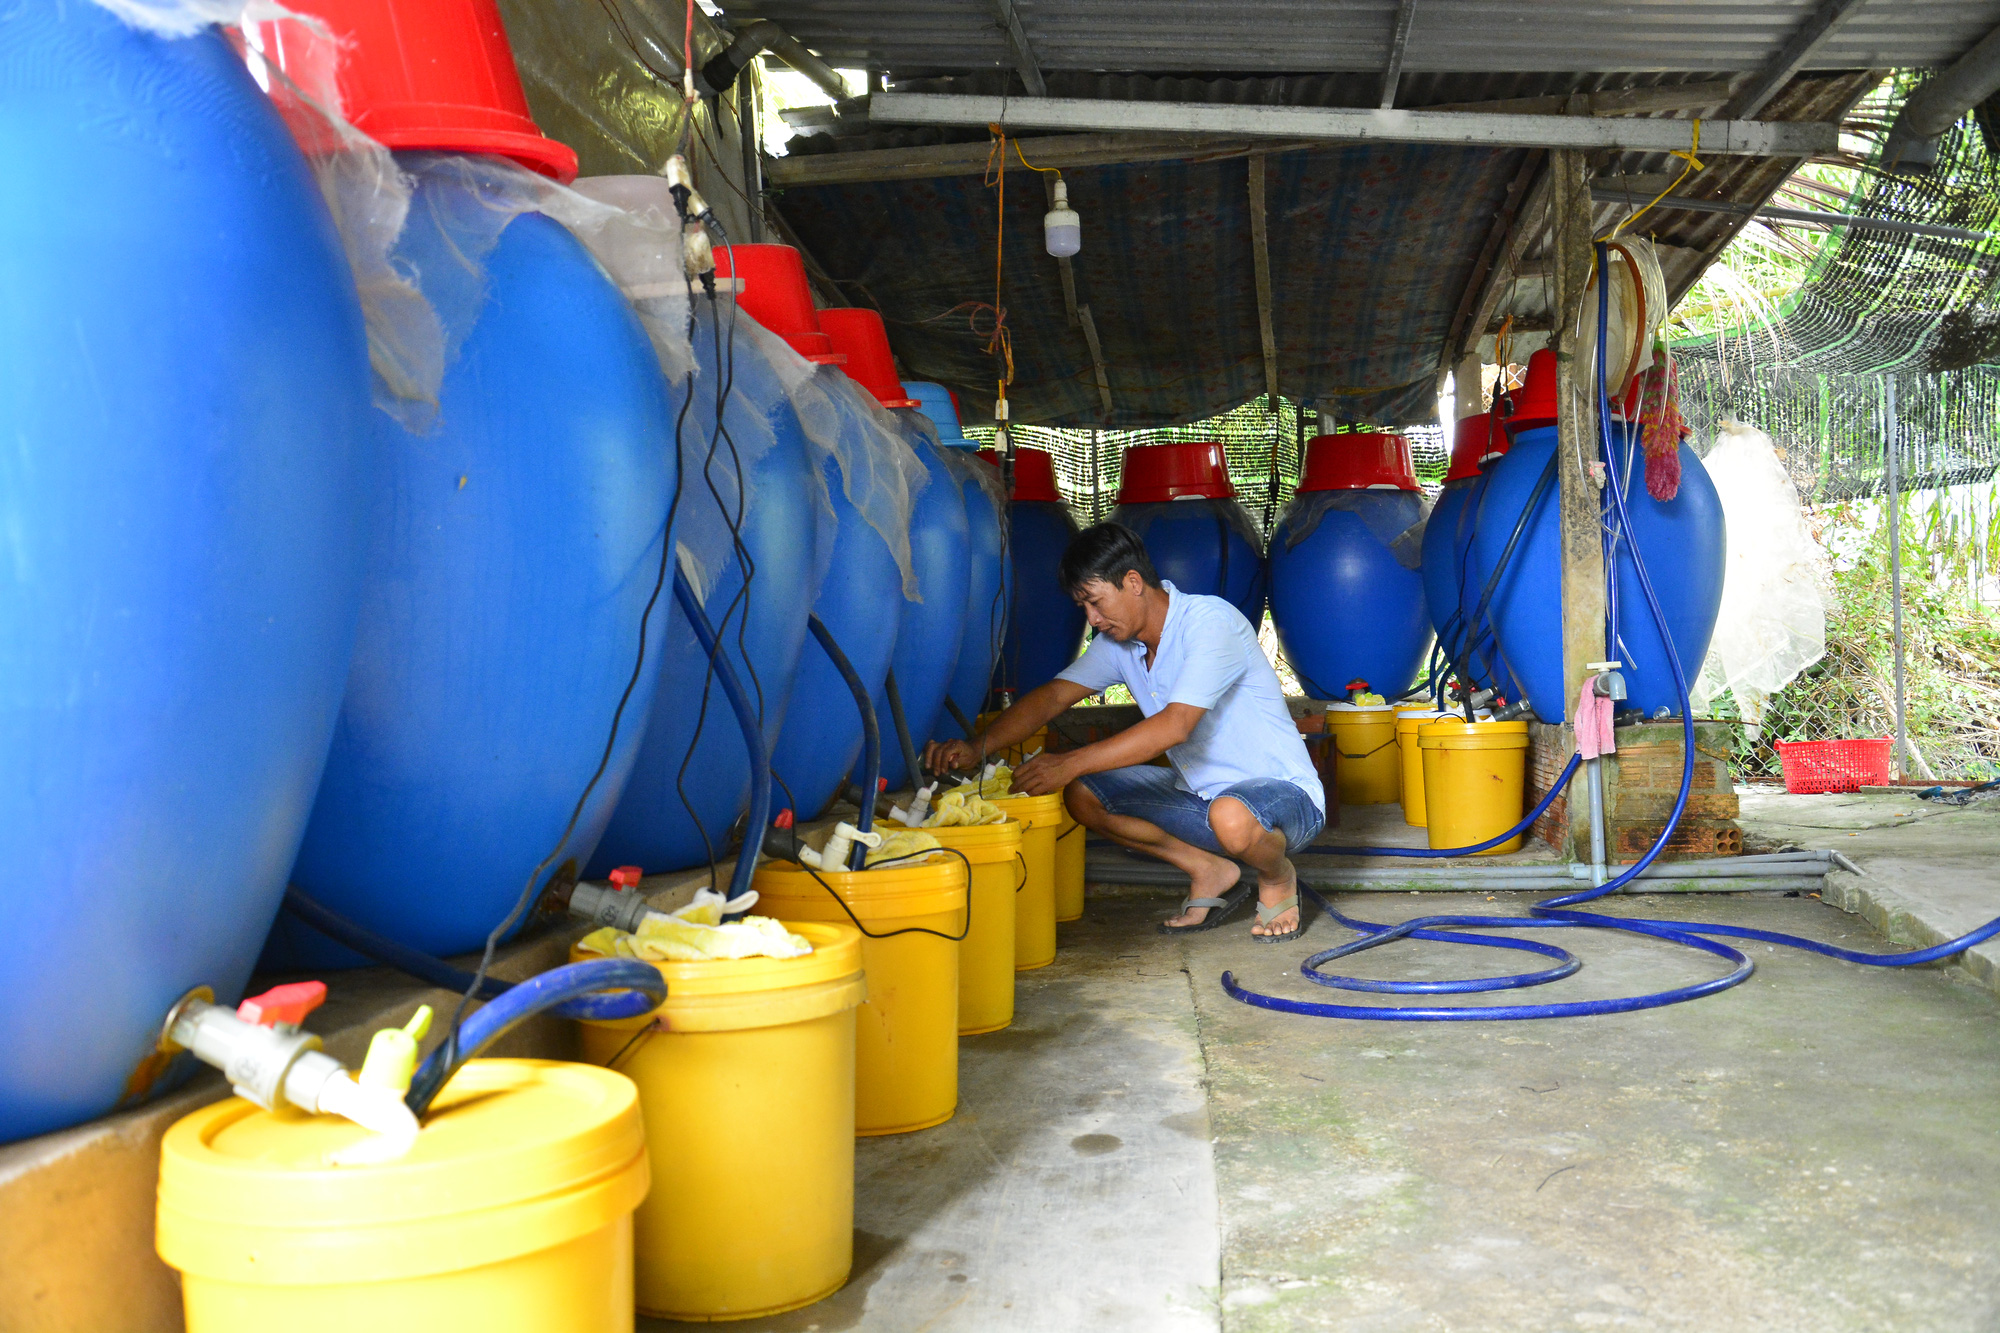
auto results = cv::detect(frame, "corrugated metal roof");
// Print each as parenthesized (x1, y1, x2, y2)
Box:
(719, 0, 2000, 77)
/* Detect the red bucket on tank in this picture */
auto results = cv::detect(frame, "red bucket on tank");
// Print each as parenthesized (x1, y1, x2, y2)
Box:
(1446, 413, 1508, 481)
(275, 0, 578, 181)
(820, 308, 919, 408)
(977, 447, 1061, 502)
(1498, 347, 1558, 437)
(1116, 442, 1235, 504)
(712, 245, 844, 364)
(1299, 433, 1419, 492)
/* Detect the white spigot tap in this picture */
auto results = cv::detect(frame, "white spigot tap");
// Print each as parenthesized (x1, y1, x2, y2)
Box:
(890, 782, 939, 827)
(800, 821, 883, 870)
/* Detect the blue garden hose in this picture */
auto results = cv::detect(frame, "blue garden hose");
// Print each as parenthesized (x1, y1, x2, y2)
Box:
(673, 567, 772, 917)
(1225, 242, 2000, 1021)
(405, 958, 667, 1117)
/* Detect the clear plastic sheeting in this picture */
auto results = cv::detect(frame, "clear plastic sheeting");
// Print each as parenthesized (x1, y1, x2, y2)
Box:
(794, 369, 931, 601)
(1690, 421, 1828, 737)
(89, 0, 288, 38)
(1281, 490, 1429, 569)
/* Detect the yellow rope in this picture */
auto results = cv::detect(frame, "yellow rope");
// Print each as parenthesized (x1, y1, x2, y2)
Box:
(1604, 119, 1703, 241)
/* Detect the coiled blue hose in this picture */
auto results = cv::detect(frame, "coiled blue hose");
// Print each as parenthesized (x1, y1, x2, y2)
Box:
(1225, 242, 2000, 1021)
(405, 958, 667, 1117)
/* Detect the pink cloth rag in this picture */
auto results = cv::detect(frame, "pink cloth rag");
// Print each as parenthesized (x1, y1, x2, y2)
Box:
(1575, 681, 1617, 760)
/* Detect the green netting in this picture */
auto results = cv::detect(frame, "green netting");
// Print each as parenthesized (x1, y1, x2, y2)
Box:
(1674, 75, 2000, 502)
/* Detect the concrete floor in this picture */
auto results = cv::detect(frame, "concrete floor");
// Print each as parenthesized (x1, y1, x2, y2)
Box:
(650, 879, 2000, 1332)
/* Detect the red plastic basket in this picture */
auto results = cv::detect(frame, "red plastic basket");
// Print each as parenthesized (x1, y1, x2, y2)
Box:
(1774, 738, 1893, 794)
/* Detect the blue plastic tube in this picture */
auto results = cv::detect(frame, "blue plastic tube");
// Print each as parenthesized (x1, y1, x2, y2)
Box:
(673, 568, 772, 914)
(1225, 242, 2000, 1021)
(805, 613, 882, 869)
(406, 958, 666, 1117)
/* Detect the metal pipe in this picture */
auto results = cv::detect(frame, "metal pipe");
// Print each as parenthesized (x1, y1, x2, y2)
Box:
(1885, 21, 2000, 171)
(700, 19, 849, 104)
(1886, 377, 1910, 780)
(1587, 756, 1608, 886)
(1084, 859, 1827, 895)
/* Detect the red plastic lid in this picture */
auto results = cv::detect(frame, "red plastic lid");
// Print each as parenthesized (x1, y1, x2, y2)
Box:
(712, 245, 845, 365)
(975, 447, 1061, 502)
(272, 0, 578, 181)
(1299, 433, 1419, 492)
(819, 308, 919, 408)
(1446, 414, 1506, 481)
(1116, 442, 1235, 503)
(1498, 348, 1558, 437)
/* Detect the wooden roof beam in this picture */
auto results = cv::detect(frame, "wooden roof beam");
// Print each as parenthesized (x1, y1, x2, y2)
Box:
(990, 0, 1046, 98)
(1721, 0, 1871, 120)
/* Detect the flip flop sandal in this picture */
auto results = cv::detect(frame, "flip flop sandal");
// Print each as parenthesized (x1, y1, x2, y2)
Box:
(1253, 892, 1305, 945)
(1157, 883, 1252, 934)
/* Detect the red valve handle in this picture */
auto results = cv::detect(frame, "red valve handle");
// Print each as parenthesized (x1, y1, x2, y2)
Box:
(609, 866, 643, 891)
(237, 980, 326, 1028)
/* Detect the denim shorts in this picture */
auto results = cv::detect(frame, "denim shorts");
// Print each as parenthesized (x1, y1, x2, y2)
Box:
(1074, 766, 1325, 856)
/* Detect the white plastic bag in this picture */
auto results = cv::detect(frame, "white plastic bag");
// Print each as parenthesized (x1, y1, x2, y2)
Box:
(1690, 421, 1827, 736)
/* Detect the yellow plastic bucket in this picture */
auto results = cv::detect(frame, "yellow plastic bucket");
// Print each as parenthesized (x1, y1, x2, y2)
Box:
(886, 817, 1024, 1034)
(1420, 719, 1530, 854)
(1396, 708, 1447, 826)
(1053, 807, 1086, 922)
(1327, 702, 1401, 805)
(989, 789, 1064, 969)
(753, 857, 966, 1135)
(157, 1059, 648, 1333)
(572, 922, 865, 1322)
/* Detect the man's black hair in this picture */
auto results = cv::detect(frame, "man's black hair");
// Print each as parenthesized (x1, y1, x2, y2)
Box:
(1059, 522, 1162, 595)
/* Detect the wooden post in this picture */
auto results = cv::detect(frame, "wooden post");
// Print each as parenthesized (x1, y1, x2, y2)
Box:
(1551, 147, 1606, 861)
(1551, 147, 1605, 722)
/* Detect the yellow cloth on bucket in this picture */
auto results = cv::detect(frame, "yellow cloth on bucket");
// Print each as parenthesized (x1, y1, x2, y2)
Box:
(863, 829, 944, 865)
(1351, 692, 1386, 706)
(576, 889, 813, 963)
(924, 788, 1006, 827)
(954, 764, 1016, 799)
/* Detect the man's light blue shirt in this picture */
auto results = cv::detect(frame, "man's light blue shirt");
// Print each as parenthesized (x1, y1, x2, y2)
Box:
(1057, 581, 1326, 814)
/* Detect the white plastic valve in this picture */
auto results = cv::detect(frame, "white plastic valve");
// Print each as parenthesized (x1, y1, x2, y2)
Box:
(890, 782, 938, 827)
(800, 821, 883, 870)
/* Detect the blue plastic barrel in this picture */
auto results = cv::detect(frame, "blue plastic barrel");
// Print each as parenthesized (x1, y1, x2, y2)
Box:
(908, 384, 1008, 740)
(1473, 423, 1726, 724)
(985, 449, 1086, 697)
(1269, 435, 1431, 700)
(592, 310, 824, 874)
(276, 161, 678, 966)
(0, 9, 371, 1140)
(875, 422, 971, 788)
(1422, 416, 1507, 690)
(769, 375, 906, 820)
(1112, 443, 1266, 622)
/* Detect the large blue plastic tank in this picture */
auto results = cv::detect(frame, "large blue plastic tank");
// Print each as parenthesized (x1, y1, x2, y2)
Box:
(1112, 443, 1266, 622)
(1422, 416, 1508, 690)
(275, 161, 677, 966)
(875, 421, 971, 788)
(592, 310, 824, 874)
(1472, 423, 1726, 724)
(908, 384, 1009, 739)
(988, 448, 1086, 697)
(0, 9, 371, 1140)
(769, 373, 906, 820)
(1269, 435, 1431, 700)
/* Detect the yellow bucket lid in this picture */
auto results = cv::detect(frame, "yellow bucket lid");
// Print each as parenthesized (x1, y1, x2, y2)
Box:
(570, 921, 867, 1032)
(884, 816, 1024, 863)
(158, 1059, 647, 1284)
(987, 790, 1065, 827)
(753, 855, 967, 919)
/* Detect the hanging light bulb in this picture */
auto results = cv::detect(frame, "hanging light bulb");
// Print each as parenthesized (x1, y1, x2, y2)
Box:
(1044, 177, 1081, 258)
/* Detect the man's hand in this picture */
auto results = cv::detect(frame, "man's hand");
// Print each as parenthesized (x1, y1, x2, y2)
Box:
(1012, 751, 1074, 796)
(924, 737, 979, 777)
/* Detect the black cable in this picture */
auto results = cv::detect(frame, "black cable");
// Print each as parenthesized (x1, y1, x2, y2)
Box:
(882, 669, 925, 787)
(791, 844, 976, 943)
